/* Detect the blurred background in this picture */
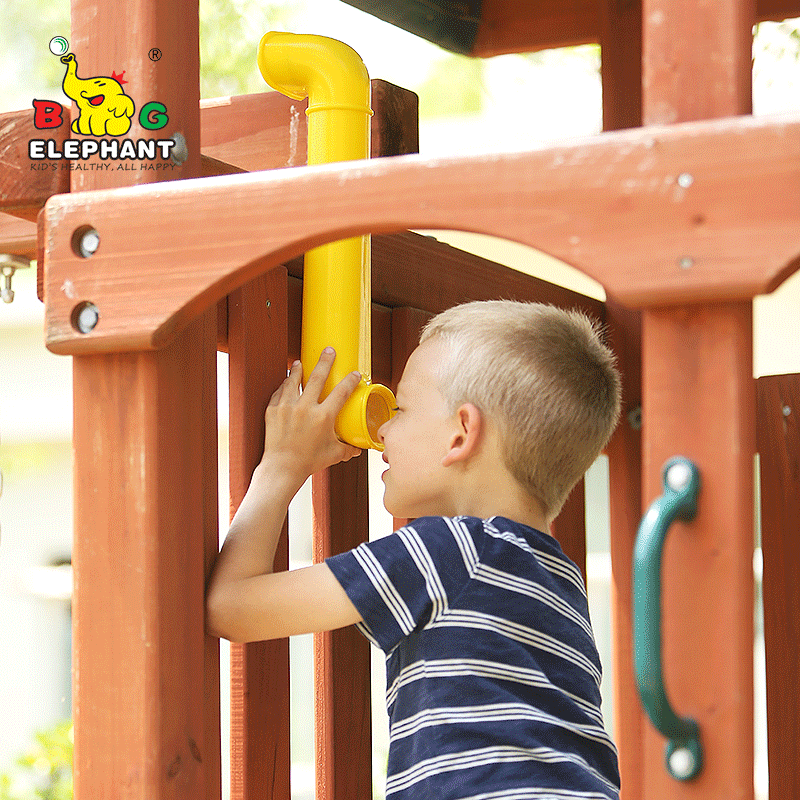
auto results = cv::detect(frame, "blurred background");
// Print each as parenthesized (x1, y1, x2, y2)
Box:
(2, 1, 800, 796)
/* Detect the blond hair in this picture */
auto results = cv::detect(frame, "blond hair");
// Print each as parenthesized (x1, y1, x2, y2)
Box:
(420, 301, 621, 523)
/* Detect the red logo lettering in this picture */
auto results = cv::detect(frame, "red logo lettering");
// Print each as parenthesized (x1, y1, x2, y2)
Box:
(33, 99, 64, 129)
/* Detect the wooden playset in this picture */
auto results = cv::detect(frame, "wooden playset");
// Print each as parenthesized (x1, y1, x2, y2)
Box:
(1, 0, 799, 798)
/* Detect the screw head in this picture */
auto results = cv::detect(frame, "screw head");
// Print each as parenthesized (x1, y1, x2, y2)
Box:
(71, 301, 100, 334)
(74, 228, 100, 258)
(665, 461, 692, 492)
(677, 172, 694, 188)
(783, 405, 791, 417)
(668, 746, 696, 779)
(678, 256, 694, 270)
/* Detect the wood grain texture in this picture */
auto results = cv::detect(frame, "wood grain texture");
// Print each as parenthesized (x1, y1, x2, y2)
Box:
(227, 269, 290, 800)
(471, 0, 797, 55)
(0, 108, 70, 220)
(604, 298, 644, 800)
(72, 311, 219, 799)
(312, 455, 373, 800)
(641, 302, 755, 800)
(43, 112, 800, 355)
(756, 373, 800, 800)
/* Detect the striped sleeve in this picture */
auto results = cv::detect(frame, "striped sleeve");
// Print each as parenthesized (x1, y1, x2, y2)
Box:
(325, 516, 478, 652)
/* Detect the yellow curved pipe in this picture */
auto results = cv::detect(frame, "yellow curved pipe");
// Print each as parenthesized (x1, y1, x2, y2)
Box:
(258, 31, 395, 450)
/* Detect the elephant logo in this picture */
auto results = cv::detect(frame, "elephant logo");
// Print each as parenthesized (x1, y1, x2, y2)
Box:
(60, 53, 135, 136)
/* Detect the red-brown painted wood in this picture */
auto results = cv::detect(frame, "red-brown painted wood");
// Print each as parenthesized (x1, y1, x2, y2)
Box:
(756, 373, 800, 800)
(72, 311, 220, 799)
(227, 269, 290, 800)
(599, 5, 645, 794)
(312, 456, 373, 800)
(68, 1, 222, 798)
(42, 112, 800, 355)
(604, 299, 644, 800)
(550, 479, 587, 584)
(641, 302, 755, 799)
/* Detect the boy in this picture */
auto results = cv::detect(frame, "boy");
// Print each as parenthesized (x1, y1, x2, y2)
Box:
(207, 300, 622, 800)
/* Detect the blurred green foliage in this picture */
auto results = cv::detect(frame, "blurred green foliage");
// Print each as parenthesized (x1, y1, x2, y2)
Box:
(0, 722, 73, 800)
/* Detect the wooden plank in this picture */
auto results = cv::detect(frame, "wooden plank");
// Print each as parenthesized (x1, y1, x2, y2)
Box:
(0, 108, 71, 221)
(72, 311, 219, 799)
(312, 455, 373, 800)
(641, 303, 755, 799)
(227, 269, 290, 800)
(756, 373, 800, 800)
(604, 298, 644, 800)
(42, 112, 800, 354)
(0, 213, 37, 259)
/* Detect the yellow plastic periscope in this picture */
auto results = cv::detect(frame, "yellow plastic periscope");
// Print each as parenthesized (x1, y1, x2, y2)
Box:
(257, 31, 396, 450)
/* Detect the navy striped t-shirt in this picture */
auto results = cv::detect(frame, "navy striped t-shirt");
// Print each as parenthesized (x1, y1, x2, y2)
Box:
(326, 515, 620, 800)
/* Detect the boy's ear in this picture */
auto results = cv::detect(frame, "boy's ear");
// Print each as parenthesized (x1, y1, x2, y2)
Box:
(441, 403, 483, 466)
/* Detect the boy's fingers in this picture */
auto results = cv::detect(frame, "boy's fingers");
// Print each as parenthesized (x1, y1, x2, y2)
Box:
(325, 369, 363, 412)
(303, 347, 336, 398)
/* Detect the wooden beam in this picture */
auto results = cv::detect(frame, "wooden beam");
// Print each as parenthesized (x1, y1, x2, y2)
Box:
(42, 113, 800, 354)
(200, 81, 417, 174)
(0, 213, 37, 259)
(0, 108, 70, 221)
(471, 0, 799, 56)
(473, 0, 598, 55)
(756, 373, 800, 800)
(227, 269, 290, 800)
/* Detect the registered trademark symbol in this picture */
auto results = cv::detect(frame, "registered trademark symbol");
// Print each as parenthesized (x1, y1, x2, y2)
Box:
(148, 48, 162, 62)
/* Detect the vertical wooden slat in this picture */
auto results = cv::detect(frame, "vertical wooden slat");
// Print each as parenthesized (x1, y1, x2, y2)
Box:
(550, 480, 587, 583)
(603, 299, 644, 800)
(756, 373, 800, 800)
(641, 303, 755, 799)
(227, 268, 290, 800)
(312, 456, 372, 800)
(67, 0, 221, 797)
(389, 307, 432, 531)
(72, 312, 218, 798)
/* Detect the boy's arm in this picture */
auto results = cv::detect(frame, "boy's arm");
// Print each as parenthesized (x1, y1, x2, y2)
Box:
(206, 349, 364, 643)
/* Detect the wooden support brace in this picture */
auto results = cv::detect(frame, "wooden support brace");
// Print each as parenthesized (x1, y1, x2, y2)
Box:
(42, 112, 800, 355)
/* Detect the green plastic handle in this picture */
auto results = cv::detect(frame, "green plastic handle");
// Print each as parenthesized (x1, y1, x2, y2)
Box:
(633, 456, 703, 781)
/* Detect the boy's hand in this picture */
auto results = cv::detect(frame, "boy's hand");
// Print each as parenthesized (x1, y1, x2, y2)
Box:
(259, 347, 362, 487)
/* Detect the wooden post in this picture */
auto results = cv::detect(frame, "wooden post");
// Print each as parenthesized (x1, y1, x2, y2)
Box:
(637, 0, 755, 796)
(68, 0, 221, 797)
(227, 269, 290, 800)
(756, 374, 800, 800)
(72, 314, 220, 798)
(641, 303, 755, 797)
(599, 2, 645, 793)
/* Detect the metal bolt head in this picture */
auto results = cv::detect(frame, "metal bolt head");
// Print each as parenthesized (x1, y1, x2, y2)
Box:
(677, 172, 694, 188)
(678, 256, 694, 270)
(783, 405, 791, 417)
(170, 132, 189, 165)
(666, 461, 692, 492)
(77, 229, 100, 258)
(668, 746, 696, 780)
(72, 301, 100, 334)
